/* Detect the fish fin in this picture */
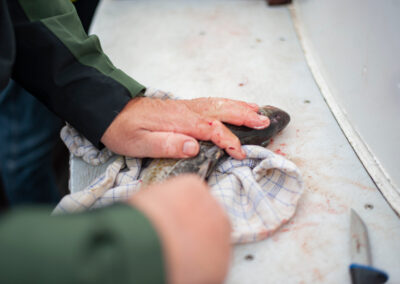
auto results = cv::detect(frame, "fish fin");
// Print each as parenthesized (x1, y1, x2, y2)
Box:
(198, 160, 212, 180)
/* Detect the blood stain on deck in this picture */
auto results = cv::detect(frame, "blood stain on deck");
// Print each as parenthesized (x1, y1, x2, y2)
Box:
(339, 177, 376, 191)
(274, 149, 287, 156)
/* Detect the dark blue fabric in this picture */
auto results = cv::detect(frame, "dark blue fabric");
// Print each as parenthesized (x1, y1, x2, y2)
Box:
(0, 80, 62, 205)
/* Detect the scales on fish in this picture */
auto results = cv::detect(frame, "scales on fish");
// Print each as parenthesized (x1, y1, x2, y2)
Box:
(139, 105, 291, 186)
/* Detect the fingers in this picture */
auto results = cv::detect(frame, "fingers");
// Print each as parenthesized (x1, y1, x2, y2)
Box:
(128, 131, 200, 158)
(127, 126, 244, 160)
(195, 119, 246, 160)
(126, 125, 244, 160)
(130, 99, 246, 159)
(184, 98, 270, 129)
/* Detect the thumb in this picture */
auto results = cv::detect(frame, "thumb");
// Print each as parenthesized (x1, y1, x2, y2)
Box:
(133, 131, 200, 158)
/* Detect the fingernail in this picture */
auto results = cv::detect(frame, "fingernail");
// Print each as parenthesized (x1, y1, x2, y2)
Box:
(248, 103, 258, 109)
(258, 115, 269, 122)
(183, 140, 198, 156)
(252, 115, 270, 129)
(253, 125, 269, 130)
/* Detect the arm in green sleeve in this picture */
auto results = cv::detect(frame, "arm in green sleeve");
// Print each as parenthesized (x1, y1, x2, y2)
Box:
(7, 0, 145, 147)
(0, 204, 165, 284)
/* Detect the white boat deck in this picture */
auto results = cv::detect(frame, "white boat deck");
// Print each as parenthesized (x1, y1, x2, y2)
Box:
(70, 1, 400, 283)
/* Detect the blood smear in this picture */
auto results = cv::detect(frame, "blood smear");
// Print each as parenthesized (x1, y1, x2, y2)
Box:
(274, 149, 286, 156)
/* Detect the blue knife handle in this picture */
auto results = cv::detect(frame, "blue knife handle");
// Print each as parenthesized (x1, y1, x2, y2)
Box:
(350, 264, 388, 284)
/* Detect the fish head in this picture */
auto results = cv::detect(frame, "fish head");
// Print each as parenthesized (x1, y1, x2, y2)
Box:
(259, 105, 290, 134)
(226, 105, 291, 147)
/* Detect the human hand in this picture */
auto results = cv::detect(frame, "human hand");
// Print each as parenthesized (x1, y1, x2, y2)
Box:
(129, 175, 232, 284)
(101, 96, 269, 160)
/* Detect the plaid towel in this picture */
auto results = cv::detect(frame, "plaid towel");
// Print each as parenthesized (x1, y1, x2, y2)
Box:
(54, 89, 304, 244)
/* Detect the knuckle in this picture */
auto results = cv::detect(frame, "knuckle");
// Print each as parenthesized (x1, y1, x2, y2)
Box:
(233, 135, 241, 145)
(162, 133, 178, 157)
(211, 123, 225, 145)
(248, 109, 260, 119)
(195, 118, 213, 138)
(211, 120, 225, 133)
(214, 99, 224, 111)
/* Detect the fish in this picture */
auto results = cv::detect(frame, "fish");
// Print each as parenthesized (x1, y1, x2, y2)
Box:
(139, 105, 290, 186)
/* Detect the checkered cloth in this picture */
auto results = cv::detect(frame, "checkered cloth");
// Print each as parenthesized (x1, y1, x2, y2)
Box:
(54, 89, 304, 244)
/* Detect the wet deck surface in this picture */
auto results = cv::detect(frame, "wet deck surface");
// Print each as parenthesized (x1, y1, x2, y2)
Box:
(71, 1, 400, 283)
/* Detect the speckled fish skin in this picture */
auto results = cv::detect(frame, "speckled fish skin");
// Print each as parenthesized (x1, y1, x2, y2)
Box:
(139, 106, 290, 186)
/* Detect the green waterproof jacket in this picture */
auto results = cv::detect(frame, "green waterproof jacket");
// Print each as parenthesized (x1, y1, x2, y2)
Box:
(0, 205, 165, 283)
(0, 0, 165, 283)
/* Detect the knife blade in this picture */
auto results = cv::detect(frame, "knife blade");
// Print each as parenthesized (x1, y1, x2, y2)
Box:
(349, 209, 389, 284)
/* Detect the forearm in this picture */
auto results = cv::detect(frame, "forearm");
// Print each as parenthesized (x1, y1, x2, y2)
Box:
(7, 0, 145, 147)
(0, 204, 165, 284)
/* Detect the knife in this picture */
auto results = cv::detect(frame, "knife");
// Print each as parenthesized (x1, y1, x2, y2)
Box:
(350, 209, 389, 284)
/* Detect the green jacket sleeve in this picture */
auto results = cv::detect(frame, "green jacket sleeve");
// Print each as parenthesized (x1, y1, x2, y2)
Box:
(0, 204, 165, 284)
(7, 0, 145, 147)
